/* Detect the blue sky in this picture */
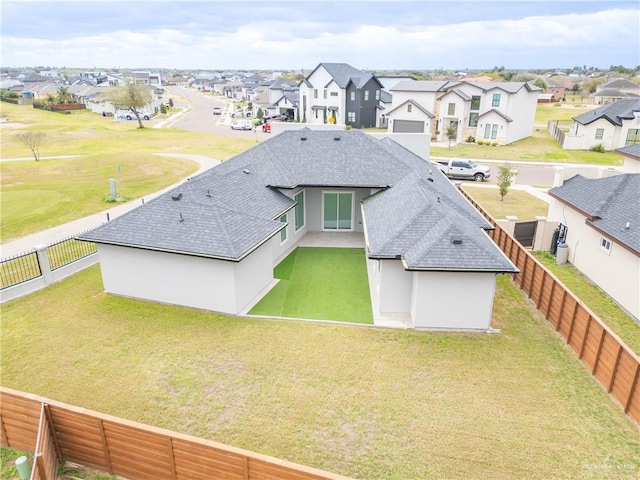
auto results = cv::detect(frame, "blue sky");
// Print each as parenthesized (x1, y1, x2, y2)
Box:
(1, 0, 638, 71)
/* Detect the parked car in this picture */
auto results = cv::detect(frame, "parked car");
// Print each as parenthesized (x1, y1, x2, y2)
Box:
(231, 120, 253, 131)
(433, 158, 491, 182)
(124, 111, 151, 121)
(262, 123, 271, 133)
(212, 107, 222, 115)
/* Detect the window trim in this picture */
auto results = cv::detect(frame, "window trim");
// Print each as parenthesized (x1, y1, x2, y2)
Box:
(595, 128, 604, 140)
(492, 93, 501, 107)
(279, 214, 288, 244)
(599, 237, 612, 254)
(294, 190, 305, 231)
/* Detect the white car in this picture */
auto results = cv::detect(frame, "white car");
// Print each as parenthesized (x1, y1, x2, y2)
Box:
(212, 107, 222, 115)
(231, 120, 253, 130)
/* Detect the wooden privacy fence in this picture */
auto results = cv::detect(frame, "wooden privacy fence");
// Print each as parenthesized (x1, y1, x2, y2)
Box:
(0, 387, 354, 480)
(461, 188, 640, 425)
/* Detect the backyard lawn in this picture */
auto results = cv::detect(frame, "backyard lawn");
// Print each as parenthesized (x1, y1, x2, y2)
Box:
(1, 266, 638, 480)
(249, 247, 373, 324)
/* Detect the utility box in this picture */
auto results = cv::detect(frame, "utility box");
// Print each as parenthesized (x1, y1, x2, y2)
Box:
(556, 243, 569, 265)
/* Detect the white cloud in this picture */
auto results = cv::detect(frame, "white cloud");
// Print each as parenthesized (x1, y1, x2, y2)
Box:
(0, 5, 637, 70)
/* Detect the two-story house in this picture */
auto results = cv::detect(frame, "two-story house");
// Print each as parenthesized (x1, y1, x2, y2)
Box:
(562, 98, 640, 150)
(387, 80, 540, 145)
(298, 63, 384, 128)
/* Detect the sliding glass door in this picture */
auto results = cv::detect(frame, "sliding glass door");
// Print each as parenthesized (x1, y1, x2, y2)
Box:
(323, 192, 353, 231)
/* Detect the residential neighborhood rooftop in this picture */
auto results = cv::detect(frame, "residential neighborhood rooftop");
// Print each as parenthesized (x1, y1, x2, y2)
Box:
(80, 130, 517, 273)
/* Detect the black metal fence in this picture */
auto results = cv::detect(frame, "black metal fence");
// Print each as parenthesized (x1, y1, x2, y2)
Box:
(47, 232, 97, 270)
(0, 252, 42, 290)
(1, 229, 97, 290)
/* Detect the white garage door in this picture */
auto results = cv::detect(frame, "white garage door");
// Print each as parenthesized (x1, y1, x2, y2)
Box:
(392, 120, 425, 133)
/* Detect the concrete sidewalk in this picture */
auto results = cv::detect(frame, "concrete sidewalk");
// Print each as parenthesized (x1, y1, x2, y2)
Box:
(0, 154, 220, 258)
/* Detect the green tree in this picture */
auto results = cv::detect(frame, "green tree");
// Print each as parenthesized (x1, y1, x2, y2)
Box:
(533, 78, 547, 89)
(323, 106, 327, 124)
(257, 107, 264, 119)
(446, 122, 458, 148)
(57, 86, 71, 104)
(497, 164, 516, 201)
(168, 98, 174, 108)
(109, 82, 152, 129)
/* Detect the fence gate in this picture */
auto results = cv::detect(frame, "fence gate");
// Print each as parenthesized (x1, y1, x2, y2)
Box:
(514, 220, 537, 248)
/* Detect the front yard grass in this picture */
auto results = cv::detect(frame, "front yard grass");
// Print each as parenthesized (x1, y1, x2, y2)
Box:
(461, 186, 549, 221)
(248, 247, 373, 324)
(1, 266, 638, 480)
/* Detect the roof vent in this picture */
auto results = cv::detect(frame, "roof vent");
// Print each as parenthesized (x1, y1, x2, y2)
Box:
(243, 169, 251, 174)
(427, 177, 434, 182)
(624, 221, 630, 230)
(452, 238, 463, 245)
(171, 193, 183, 201)
(334, 135, 341, 141)
(206, 189, 212, 197)
(437, 196, 441, 202)
(179, 212, 184, 223)
(301, 135, 308, 141)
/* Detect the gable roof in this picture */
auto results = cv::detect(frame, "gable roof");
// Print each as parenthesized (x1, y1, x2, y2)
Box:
(389, 80, 449, 92)
(599, 78, 640, 90)
(478, 108, 513, 122)
(572, 99, 640, 126)
(548, 174, 640, 255)
(385, 99, 434, 117)
(80, 131, 517, 272)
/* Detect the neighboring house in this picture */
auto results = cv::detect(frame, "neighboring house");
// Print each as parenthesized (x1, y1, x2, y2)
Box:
(299, 63, 384, 128)
(79, 130, 517, 331)
(388, 80, 540, 145)
(562, 98, 640, 150)
(618, 143, 640, 173)
(541, 85, 566, 103)
(547, 174, 640, 321)
(592, 78, 640, 104)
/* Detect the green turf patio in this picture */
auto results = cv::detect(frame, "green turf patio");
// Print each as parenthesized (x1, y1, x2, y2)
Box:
(248, 247, 373, 324)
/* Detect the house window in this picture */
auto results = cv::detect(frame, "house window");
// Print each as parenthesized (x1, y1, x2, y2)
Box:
(364, 90, 369, 101)
(323, 191, 353, 231)
(294, 190, 305, 231)
(484, 124, 491, 139)
(600, 237, 611, 254)
(595, 128, 604, 140)
(491, 124, 498, 139)
(323, 89, 327, 99)
(350, 91, 355, 101)
(375, 90, 380, 100)
(314, 109, 318, 119)
(448, 103, 455, 115)
(280, 214, 287, 244)
(469, 112, 479, 127)
(347, 111, 355, 123)
(492, 93, 501, 107)
(471, 96, 481, 111)
(330, 91, 338, 97)
(407, 104, 412, 113)
(314, 89, 318, 99)
(625, 129, 640, 146)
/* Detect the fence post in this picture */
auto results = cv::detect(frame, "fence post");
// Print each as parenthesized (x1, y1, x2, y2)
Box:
(532, 216, 547, 251)
(504, 215, 518, 236)
(33, 245, 53, 286)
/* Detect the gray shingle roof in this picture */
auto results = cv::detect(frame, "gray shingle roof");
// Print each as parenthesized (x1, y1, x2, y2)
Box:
(572, 99, 640, 126)
(548, 174, 640, 254)
(80, 130, 517, 272)
(318, 63, 373, 89)
(616, 143, 640, 159)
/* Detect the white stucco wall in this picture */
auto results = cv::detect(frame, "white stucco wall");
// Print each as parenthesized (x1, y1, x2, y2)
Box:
(377, 259, 413, 313)
(547, 202, 640, 320)
(233, 240, 275, 313)
(410, 271, 497, 330)
(97, 243, 275, 315)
